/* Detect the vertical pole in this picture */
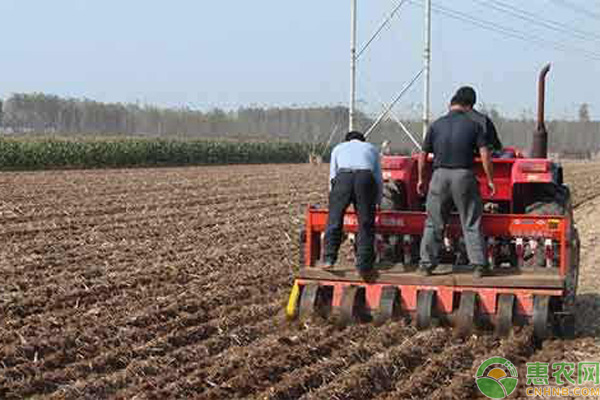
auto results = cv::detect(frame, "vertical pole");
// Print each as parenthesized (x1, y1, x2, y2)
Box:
(422, 0, 431, 139)
(350, 0, 358, 132)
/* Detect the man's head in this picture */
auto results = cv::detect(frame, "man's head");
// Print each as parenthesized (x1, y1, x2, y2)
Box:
(345, 131, 366, 142)
(450, 86, 477, 110)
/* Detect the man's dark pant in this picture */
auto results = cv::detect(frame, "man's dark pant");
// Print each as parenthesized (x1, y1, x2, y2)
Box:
(420, 168, 487, 267)
(324, 170, 377, 270)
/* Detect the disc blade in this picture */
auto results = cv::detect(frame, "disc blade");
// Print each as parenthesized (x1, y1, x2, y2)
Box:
(495, 294, 515, 337)
(533, 295, 551, 340)
(455, 291, 477, 337)
(416, 290, 435, 329)
(374, 286, 400, 325)
(339, 285, 360, 326)
(299, 283, 320, 320)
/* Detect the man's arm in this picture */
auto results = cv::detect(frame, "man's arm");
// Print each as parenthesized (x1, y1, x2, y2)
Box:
(417, 124, 434, 196)
(486, 117, 502, 151)
(417, 151, 427, 196)
(372, 149, 383, 205)
(479, 146, 495, 196)
(329, 147, 338, 191)
(474, 120, 495, 196)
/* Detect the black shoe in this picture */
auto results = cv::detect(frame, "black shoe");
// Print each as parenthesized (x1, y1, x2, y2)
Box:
(417, 264, 433, 277)
(319, 258, 336, 270)
(358, 267, 378, 283)
(473, 265, 490, 278)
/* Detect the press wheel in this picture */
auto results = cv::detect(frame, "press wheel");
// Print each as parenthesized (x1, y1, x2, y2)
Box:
(495, 294, 515, 337)
(299, 283, 322, 320)
(533, 295, 551, 340)
(455, 292, 477, 337)
(416, 290, 435, 329)
(338, 286, 364, 326)
(374, 286, 400, 325)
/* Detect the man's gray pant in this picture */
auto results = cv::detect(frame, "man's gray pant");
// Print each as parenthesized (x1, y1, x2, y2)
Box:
(420, 168, 487, 267)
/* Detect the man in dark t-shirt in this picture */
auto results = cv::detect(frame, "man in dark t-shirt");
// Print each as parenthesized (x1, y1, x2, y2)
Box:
(453, 86, 503, 152)
(468, 108, 502, 152)
(417, 88, 496, 278)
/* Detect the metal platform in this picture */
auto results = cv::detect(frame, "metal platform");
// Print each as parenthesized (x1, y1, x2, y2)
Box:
(299, 264, 564, 289)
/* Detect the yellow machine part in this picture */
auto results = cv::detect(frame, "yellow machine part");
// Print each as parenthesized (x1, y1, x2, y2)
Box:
(286, 281, 300, 319)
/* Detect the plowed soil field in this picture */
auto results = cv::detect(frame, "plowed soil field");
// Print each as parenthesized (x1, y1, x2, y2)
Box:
(0, 162, 598, 399)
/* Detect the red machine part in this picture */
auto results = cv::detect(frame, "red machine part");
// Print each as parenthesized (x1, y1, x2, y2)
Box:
(294, 279, 561, 318)
(304, 207, 570, 277)
(291, 206, 575, 338)
(381, 154, 553, 207)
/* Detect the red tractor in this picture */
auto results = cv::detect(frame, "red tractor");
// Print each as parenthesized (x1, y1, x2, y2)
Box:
(287, 65, 579, 340)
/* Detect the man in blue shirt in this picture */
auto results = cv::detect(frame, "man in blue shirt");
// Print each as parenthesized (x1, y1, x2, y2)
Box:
(323, 131, 383, 279)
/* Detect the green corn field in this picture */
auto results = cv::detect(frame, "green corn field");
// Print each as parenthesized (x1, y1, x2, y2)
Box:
(0, 137, 330, 170)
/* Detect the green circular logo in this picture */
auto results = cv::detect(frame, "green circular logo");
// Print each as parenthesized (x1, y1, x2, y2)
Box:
(475, 357, 519, 399)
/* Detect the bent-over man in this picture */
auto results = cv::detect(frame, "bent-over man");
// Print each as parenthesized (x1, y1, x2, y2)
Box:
(417, 88, 495, 278)
(324, 131, 383, 280)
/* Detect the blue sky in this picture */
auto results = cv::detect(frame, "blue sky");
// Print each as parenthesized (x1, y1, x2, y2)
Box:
(0, 0, 599, 120)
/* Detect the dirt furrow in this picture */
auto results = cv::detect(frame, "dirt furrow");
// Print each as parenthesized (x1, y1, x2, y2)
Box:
(254, 322, 415, 400)
(430, 328, 536, 400)
(375, 334, 491, 400)
(0, 301, 283, 399)
(0, 275, 290, 374)
(198, 323, 387, 400)
(300, 328, 451, 400)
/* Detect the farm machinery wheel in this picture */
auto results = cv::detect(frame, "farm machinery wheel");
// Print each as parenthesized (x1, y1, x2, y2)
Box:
(455, 292, 477, 337)
(299, 283, 330, 320)
(564, 227, 580, 309)
(380, 182, 412, 264)
(495, 294, 515, 337)
(533, 295, 552, 340)
(381, 181, 406, 211)
(373, 286, 401, 325)
(554, 227, 579, 339)
(416, 290, 435, 329)
(337, 285, 367, 326)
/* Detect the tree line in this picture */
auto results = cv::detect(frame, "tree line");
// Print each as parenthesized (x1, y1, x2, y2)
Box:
(0, 93, 598, 157)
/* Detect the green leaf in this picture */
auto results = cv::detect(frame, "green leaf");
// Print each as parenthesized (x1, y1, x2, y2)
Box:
(499, 377, 518, 396)
(476, 377, 507, 399)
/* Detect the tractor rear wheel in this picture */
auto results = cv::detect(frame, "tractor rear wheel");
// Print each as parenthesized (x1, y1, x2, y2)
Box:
(525, 199, 566, 216)
(381, 181, 406, 211)
(380, 181, 407, 264)
(564, 227, 580, 309)
(524, 187, 571, 268)
(299, 227, 306, 267)
(525, 185, 572, 217)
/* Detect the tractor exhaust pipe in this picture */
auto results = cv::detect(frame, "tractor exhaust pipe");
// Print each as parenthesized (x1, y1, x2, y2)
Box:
(532, 63, 551, 159)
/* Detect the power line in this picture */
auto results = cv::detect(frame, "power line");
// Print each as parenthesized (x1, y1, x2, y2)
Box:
(469, 0, 600, 43)
(437, 2, 600, 60)
(365, 68, 425, 138)
(357, 0, 409, 59)
(550, 0, 600, 21)
(408, 0, 600, 61)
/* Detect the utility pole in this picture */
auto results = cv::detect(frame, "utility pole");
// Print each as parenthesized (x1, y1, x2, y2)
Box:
(349, 0, 358, 132)
(422, 0, 431, 139)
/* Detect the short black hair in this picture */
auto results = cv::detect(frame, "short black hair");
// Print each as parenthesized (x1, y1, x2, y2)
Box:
(451, 86, 477, 107)
(345, 131, 365, 142)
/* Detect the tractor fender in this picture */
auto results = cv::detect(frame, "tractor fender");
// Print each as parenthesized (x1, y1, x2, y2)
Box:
(511, 159, 554, 185)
